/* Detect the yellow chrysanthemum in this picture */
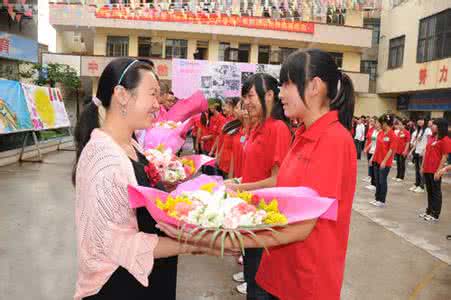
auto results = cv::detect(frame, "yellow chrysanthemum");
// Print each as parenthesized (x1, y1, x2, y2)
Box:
(181, 158, 196, 174)
(236, 191, 253, 204)
(264, 211, 288, 225)
(258, 199, 279, 213)
(156, 144, 166, 152)
(155, 195, 192, 219)
(200, 182, 217, 193)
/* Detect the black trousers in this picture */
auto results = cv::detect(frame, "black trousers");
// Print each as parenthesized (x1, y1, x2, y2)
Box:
(395, 154, 407, 180)
(424, 173, 442, 219)
(243, 248, 276, 300)
(367, 153, 376, 186)
(354, 139, 363, 160)
(414, 153, 424, 188)
(374, 163, 390, 203)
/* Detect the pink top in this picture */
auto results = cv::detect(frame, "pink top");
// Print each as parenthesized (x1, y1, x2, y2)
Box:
(74, 129, 159, 299)
(156, 106, 168, 121)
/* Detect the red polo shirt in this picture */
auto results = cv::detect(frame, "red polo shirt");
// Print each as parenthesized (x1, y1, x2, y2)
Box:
(231, 127, 246, 178)
(256, 111, 357, 300)
(396, 129, 411, 155)
(365, 126, 375, 149)
(373, 129, 398, 167)
(423, 136, 451, 174)
(241, 118, 291, 183)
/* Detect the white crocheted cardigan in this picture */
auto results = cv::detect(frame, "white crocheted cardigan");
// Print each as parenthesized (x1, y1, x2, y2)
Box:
(74, 129, 158, 299)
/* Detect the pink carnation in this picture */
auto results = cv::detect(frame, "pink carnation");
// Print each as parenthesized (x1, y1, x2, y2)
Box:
(175, 202, 192, 217)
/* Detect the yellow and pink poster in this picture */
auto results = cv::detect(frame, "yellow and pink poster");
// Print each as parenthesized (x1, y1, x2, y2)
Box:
(21, 84, 71, 130)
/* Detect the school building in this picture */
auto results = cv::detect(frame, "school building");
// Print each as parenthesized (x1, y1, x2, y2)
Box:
(45, 1, 392, 117)
(377, 0, 451, 123)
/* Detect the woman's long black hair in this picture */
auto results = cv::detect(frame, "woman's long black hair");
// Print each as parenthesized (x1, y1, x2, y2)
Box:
(72, 58, 154, 185)
(279, 49, 355, 130)
(433, 118, 449, 140)
(222, 97, 242, 135)
(241, 73, 288, 123)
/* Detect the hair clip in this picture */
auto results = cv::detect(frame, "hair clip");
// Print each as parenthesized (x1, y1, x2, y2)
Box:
(92, 96, 102, 107)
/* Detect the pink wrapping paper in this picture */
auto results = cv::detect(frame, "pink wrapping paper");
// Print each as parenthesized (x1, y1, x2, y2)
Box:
(128, 175, 338, 229)
(166, 90, 208, 122)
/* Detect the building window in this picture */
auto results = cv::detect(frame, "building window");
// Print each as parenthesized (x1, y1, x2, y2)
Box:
(388, 36, 405, 69)
(417, 9, 451, 63)
(238, 44, 250, 63)
(361, 60, 377, 81)
(364, 18, 380, 47)
(258, 45, 270, 64)
(329, 52, 343, 69)
(106, 36, 129, 57)
(165, 39, 187, 59)
(194, 41, 209, 60)
(280, 47, 297, 63)
(218, 42, 230, 61)
(138, 37, 152, 57)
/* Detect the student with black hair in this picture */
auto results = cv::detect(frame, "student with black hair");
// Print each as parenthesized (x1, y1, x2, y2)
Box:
(363, 116, 380, 190)
(158, 49, 357, 300)
(72, 58, 219, 300)
(225, 73, 292, 298)
(394, 119, 410, 182)
(409, 117, 432, 193)
(420, 118, 451, 222)
(370, 114, 397, 208)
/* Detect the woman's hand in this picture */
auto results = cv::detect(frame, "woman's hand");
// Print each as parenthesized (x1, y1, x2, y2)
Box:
(224, 181, 240, 192)
(434, 169, 444, 181)
(380, 162, 386, 169)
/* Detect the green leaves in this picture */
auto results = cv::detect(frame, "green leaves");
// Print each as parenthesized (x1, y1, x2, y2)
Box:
(17, 62, 80, 90)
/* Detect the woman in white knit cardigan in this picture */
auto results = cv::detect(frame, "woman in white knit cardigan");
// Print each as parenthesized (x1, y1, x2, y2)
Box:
(72, 58, 220, 300)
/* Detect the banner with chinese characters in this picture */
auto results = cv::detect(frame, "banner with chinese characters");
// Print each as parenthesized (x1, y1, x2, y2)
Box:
(95, 8, 315, 34)
(80, 56, 172, 80)
(21, 84, 71, 130)
(172, 59, 281, 100)
(0, 32, 38, 63)
(0, 79, 32, 134)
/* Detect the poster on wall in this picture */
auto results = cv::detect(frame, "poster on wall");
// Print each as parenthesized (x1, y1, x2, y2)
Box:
(0, 80, 33, 134)
(21, 84, 71, 130)
(172, 59, 281, 100)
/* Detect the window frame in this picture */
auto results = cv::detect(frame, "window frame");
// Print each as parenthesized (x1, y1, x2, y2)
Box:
(417, 9, 451, 63)
(388, 35, 405, 69)
(165, 39, 188, 59)
(106, 36, 129, 57)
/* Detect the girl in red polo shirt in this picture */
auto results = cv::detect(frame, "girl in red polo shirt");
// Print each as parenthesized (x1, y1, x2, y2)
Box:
(226, 73, 291, 299)
(158, 50, 357, 300)
(394, 119, 411, 182)
(370, 114, 397, 207)
(420, 118, 450, 222)
(216, 97, 240, 177)
(229, 100, 250, 179)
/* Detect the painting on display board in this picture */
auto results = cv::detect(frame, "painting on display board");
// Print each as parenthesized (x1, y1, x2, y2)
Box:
(21, 84, 71, 130)
(172, 59, 281, 101)
(0, 79, 33, 134)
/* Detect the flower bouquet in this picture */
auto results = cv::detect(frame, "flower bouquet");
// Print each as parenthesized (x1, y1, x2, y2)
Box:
(144, 146, 215, 185)
(144, 117, 196, 153)
(128, 175, 338, 255)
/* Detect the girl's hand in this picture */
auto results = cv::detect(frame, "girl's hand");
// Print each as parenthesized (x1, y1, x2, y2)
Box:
(224, 181, 240, 192)
(380, 162, 386, 169)
(434, 170, 444, 181)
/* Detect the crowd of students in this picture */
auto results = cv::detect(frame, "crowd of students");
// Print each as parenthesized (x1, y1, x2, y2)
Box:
(352, 115, 451, 223)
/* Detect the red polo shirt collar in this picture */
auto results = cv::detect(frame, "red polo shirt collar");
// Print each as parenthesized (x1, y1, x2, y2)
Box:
(296, 110, 340, 141)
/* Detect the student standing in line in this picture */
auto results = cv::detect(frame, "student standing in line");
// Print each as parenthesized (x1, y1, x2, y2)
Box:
(354, 116, 365, 160)
(419, 118, 450, 222)
(370, 114, 397, 208)
(363, 116, 380, 191)
(393, 119, 411, 182)
(409, 117, 432, 193)
(225, 73, 292, 299)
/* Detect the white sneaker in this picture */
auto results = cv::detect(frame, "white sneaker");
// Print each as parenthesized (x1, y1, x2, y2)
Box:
(424, 215, 439, 222)
(362, 177, 371, 183)
(418, 212, 428, 218)
(232, 272, 245, 283)
(366, 185, 376, 191)
(374, 201, 386, 208)
(409, 186, 417, 191)
(370, 200, 378, 205)
(236, 282, 247, 295)
(414, 187, 425, 193)
(391, 177, 398, 181)
(396, 178, 404, 182)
